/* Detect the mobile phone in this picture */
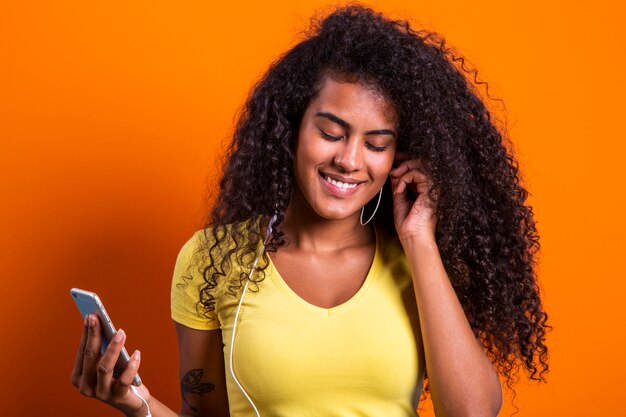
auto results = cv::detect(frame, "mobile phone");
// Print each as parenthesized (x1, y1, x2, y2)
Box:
(70, 288, 142, 386)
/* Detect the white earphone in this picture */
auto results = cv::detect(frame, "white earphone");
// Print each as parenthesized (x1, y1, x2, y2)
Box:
(229, 214, 278, 417)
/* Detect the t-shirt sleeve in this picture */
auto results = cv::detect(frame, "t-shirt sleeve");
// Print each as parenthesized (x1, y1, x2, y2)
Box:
(170, 231, 220, 330)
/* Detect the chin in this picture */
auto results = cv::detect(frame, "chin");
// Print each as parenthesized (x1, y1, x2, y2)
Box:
(293, 182, 363, 222)
(312, 203, 359, 222)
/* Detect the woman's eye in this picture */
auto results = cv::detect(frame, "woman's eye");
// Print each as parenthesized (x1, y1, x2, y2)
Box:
(366, 143, 388, 152)
(319, 129, 342, 141)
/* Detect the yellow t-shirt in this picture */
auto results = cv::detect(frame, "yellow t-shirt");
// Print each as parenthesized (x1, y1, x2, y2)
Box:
(171, 226, 425, 416)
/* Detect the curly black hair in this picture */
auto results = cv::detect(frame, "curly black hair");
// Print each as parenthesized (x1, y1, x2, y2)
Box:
(196, 3, 549, 394)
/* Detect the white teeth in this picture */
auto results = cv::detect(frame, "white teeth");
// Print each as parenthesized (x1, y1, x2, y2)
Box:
(325, 176, 358, 189)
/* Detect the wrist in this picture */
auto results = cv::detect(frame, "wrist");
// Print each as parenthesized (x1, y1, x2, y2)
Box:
(399, 233, 437, 250)
(123, 392, 151, 417)
(124, 407, 147, 417)
(124, 406, 146, 417)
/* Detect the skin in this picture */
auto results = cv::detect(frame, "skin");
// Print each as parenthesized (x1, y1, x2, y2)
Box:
(70, 75, 502, 417)
(273, 76, 398, 308)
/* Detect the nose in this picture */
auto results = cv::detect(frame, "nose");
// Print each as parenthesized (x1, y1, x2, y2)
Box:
(334, 137, 363, 172)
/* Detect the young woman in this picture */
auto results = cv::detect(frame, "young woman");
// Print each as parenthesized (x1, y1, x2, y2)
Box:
(71, 5, 549, 417)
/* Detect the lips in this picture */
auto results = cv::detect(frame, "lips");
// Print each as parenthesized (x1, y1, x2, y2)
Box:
(319, 171, 366, 196)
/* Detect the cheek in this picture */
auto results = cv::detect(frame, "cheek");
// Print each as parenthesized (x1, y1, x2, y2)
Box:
(295, 136, 334, 170)
(294, 139, 321, 186)
(372, 154, 395, 178)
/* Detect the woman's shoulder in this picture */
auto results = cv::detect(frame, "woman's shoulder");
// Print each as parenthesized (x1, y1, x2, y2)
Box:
(172, 220, 259, 284)
(375, 224, 414, 288)
(172, 228, 216, 275)
(176, 219, 255, 257)
(170, 228, 220, 330)
(375, 223, 404, 258)
(176, 229, 205, 260)
(171, 229, 207, 293)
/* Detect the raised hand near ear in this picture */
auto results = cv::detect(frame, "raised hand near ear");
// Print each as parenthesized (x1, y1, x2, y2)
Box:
(390, 153, 438, 242)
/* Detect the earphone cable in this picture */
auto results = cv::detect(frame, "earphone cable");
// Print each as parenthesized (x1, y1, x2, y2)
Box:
(229, 214, 277, 417)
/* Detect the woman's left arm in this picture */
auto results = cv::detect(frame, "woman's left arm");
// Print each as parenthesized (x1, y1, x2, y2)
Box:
(390, 157, 502, 417)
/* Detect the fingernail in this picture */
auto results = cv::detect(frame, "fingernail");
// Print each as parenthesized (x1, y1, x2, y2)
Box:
(88, 315, 95, 327)
(114, 329, 125, 342)
(132, 350, 141, 360)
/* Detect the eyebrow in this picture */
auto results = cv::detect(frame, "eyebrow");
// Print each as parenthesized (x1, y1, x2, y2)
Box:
(315, 111, 396, 138)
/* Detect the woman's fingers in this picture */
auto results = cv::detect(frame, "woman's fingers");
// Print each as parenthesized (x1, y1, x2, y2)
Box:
(393, 168, 430, 196)
(395, 175, 408, 195)
(79, 314, 102, 396)
(113, 350, 142, 397)
(96, 329, 126, 400)
(391, 159, 423, 177)
(71, 315, 148, 415)
(70, 315, 89, 387)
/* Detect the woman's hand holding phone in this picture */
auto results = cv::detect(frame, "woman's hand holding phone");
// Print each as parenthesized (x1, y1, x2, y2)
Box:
(70, 314, 151, 417)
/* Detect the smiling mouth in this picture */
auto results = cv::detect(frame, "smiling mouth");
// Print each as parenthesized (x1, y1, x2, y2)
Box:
(325, 176, 358, 189)
(319, 172, 365, 190)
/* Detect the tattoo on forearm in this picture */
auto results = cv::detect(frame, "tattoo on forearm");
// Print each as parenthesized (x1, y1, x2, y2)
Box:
(181, 368, 215, 412)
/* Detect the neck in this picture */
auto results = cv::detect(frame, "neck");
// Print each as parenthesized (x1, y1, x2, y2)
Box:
(282, 192, 374, 252)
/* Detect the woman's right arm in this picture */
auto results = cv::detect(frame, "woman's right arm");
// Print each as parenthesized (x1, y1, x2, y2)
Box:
(70, 315, 229, 417)
(175, 323, 230, 417)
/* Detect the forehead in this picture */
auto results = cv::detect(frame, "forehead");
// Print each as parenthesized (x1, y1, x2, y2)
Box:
(306, 75, 398, 127)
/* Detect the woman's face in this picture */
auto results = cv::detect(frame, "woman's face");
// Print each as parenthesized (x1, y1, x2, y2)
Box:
(293, 75, 398, 222)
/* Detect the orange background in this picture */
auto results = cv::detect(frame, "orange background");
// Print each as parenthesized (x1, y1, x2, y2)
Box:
(1, 1, 624, 416)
